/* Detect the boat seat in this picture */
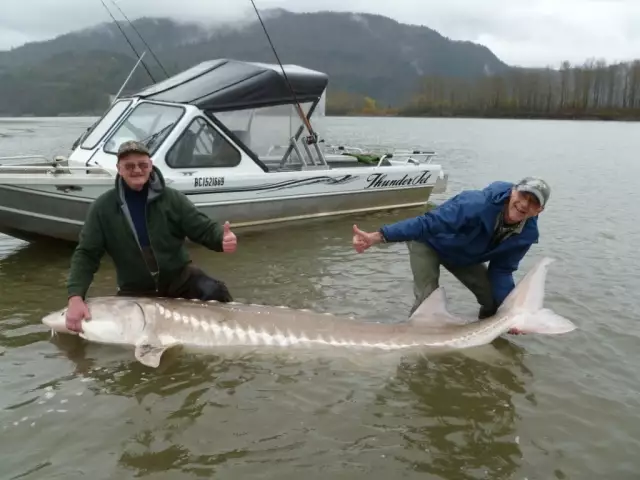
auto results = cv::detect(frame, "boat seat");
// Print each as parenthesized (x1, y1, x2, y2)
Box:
(276, 164, 304, 171)
(168, 130, 198, 168)
(231, 130, 250, 146)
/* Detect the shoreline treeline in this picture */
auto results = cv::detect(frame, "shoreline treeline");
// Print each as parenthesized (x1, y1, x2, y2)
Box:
(326, 59, 640, 121)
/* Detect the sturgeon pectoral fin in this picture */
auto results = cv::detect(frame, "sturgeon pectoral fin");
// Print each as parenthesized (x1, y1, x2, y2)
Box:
(134, 342, 169, 368)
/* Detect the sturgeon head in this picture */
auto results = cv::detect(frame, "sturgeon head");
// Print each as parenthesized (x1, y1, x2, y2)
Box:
(42, 296, 154, 357)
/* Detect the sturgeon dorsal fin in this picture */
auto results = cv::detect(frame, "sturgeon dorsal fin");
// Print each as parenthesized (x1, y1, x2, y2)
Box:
(409, 287, 467, 327)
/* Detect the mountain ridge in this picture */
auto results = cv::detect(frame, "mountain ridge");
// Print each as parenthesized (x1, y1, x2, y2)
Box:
(0, 9, 512, 116)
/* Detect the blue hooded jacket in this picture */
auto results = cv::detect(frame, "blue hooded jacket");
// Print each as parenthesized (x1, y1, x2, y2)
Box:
(380, 181, 539, 306)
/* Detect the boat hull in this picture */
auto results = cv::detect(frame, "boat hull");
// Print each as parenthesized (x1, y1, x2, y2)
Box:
(0, 183, 438, 243)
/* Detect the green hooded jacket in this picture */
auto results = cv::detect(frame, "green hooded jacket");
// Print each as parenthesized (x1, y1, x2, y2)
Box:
(67, 166, 224, 298)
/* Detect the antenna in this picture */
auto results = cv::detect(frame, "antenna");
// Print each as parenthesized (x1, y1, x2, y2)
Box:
(248, 0, 318, 145)
(109, 0, 170, 79)
(112, 51, 147, 103)
(98, 0, 156, 82)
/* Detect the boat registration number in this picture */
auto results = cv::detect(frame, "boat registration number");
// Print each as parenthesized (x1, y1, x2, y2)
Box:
(194, 176, 225, 187)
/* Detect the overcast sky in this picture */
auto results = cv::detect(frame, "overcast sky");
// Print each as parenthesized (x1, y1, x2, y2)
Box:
(0, 0, 637, 68)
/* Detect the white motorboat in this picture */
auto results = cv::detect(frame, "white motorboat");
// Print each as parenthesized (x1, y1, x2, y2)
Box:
(0, 58, 448, 243)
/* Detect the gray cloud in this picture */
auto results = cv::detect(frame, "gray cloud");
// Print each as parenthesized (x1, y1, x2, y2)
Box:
(0, 0, 636, 67)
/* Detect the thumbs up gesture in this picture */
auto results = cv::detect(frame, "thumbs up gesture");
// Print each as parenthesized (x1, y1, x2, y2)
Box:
(222, 221, 237, 253)
(352, 224, 382, 253)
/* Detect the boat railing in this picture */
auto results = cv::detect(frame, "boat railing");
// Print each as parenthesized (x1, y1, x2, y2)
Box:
(375, 150, 438, 168)
(320, 144, 366, 155)
(0, 154, 115, 178)
(0, 154, 51, 164)
(0, 164, 114, 174)
(267, 142, 437, 160)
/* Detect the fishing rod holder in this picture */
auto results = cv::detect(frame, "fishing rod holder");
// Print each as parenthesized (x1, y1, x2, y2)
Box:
(304, 133, 319, 145)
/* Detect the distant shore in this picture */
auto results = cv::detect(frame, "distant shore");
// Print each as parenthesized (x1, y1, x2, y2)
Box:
(326, 108, 640, 122)
(3, 110, 640, 122)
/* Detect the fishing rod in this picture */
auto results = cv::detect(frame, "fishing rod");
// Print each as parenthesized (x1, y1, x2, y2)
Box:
(248, 0, 319, 144)
(99, 0, 156, 82)
(109, 0, 170, 79)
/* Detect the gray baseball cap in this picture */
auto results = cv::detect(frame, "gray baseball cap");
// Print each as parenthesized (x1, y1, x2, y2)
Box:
(514, 177, 550, 207)
(117, 140, 150, 160)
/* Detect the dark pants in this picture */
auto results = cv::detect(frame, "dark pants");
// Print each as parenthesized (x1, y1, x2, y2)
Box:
(407, 240, 497, 319)
(117, 265, 233, 302)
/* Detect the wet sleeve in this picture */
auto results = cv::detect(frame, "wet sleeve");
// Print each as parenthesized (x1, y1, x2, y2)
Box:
(380, 191, 482, 243)
(175, 191, 224, 251)
(488, 244, 532, 306)
(66, 203, 106, 299)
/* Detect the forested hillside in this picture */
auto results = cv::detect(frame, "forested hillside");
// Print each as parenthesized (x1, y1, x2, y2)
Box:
(0, 10, 509, 116)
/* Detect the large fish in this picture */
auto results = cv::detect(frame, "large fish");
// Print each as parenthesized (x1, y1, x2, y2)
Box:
(42, 257, 577, 368)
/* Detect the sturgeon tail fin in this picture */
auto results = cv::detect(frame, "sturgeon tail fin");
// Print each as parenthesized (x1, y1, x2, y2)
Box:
(498, 257, 577, 335)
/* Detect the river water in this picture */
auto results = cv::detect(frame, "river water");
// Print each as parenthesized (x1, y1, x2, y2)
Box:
(0, 116, 638, 479)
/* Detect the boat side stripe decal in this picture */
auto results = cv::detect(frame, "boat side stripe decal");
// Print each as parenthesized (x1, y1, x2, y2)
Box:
(180, 174, 359, 195)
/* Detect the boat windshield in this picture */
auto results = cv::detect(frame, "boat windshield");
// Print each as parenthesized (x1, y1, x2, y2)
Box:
(80, 99, 132, 150)
(103, 102, 185, 156)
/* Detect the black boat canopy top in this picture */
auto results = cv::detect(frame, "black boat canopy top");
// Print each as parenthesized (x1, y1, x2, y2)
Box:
(131, 58, 329, 113)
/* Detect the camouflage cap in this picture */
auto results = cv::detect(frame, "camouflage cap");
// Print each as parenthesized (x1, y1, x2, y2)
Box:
(514, 176, 550, 207)
(117, 140, 150, 160)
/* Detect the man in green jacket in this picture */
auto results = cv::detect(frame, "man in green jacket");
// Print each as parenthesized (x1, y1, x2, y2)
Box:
(65, 140, 238, 333)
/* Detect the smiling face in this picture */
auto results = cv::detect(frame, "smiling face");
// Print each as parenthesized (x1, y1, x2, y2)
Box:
(117, 152, 153, 191)
(504, 188, 544, 224)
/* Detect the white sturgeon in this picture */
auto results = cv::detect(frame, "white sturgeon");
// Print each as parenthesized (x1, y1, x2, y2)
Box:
(42, 257, 577, 367)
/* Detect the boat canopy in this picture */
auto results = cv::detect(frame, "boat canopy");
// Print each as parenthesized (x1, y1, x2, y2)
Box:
(130, 58, 329, 113)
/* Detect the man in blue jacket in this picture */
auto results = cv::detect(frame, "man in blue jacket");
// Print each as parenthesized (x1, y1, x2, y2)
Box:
(352, 177, 550, 329)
